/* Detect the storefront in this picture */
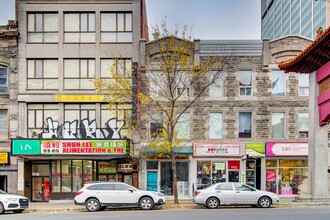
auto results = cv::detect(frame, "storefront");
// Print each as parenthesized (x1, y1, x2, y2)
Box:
(192, 142, 242, 190)
(11, 139, 134, 201)
(265, 142, 308, 196)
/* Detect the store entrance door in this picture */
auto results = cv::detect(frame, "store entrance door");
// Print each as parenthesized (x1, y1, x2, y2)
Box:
(0, 176, 7, 191)
(32, 177, 50, 202)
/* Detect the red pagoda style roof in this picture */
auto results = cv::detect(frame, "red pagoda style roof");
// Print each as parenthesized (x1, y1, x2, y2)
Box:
(278, 26, 330, 73)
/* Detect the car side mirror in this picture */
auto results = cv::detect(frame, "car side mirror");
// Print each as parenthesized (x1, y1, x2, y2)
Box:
(129, 189, 134, 193)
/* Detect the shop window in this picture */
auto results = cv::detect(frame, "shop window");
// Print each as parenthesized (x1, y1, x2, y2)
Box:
(271, 70, 285, 96)
(238, 70, 252, 96)
(83, 161, 93, 184)
(51, 161, 61, 192)
(272, 112, 285, 139)
(0, 65, 8, 93)
(101, 13, 132, 42)
(266, 160, 277, 167)
(208, 71, 224, 97)
(0, 110, 8, 140)
(298, 112, 309, 138)
(64, 13, 95, 43)
(27, 59, 58, 90)
(175, 113, 190, 139)
(160, 162, 189, 196)
(209, 112, 223, 139)
(298, 74, 309, 96)
(62, 160, 72, 192)
(28, 13, 58, 43)
(64, 59, 95, 90)
(72, 160, 82, 192)
(239, 112, 252, 138)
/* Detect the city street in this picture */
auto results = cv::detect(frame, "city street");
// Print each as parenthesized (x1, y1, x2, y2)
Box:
(2, 207, 330, 220)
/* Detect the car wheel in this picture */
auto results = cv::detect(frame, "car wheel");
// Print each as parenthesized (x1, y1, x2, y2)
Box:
(85, 198, 101, 212)
(0, 203, 4, 214)
(139, 197, 154, 210)
(13, 209, 24, 213)
(206, 197, 219, 209)
(258, 196, 271, 208)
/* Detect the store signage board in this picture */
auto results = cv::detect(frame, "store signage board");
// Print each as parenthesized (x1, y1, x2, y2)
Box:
(0, 152, 10, 164)
(193, 143, 241, 157)
(12, 139, 127, 155)
(98, 162, 117, 174)
(12, 140, 41, 155)
(245, 142, 265, 157)
(54, 95, 105, 102)
(266, 142, 308, 156)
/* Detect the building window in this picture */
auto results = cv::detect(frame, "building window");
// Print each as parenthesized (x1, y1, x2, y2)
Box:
(27, 59, 58, 90)
(101, 13, 132, 43)
(239, 112, 252, 138)
(176, 71, 190, 97)
(150, 112, 163, 138)
(238, 70, 252, 96)
(64, 13, 95, 43)
(208, 71, 224, 97)
(0, 65, 8, 93)
(0, 110, 8, 139)
(101, 59, 132, 79)
(298, 74, 309, 96)
(28, 13, 58, 43)
(298, 112, 308, 138)
(176, 113, 190, 139)
(101, 103, 132, 138)
(64, 59, 95, 90)
(272, 112, 285, 139)
(272, 70, 285, 96)
(209, 112, 223, 139)
(27, 104, 59, 138)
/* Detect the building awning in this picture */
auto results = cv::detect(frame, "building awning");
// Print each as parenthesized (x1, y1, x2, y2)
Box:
(278, 26, 330, 73)
(140, 145, 192, 156)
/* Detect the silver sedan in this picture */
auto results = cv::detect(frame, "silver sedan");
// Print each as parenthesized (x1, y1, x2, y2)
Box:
(193, 182, 279, 208)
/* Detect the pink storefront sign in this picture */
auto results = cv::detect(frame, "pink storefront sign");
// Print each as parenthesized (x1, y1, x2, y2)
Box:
(266, 142, 308, 157)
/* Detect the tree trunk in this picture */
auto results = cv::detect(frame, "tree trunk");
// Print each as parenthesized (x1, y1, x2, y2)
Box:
(171, 150, 179, 204)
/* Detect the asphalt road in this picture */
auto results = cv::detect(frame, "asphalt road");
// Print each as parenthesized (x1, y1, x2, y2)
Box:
(2, 207, 330, 220)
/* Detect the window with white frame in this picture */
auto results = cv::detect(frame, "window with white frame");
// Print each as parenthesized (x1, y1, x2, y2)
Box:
(208, 71, 224, 97)
(27, 104, 59, 138)
(101, 59, 132, 79)
(298, 112, 309, 138)
(27, 59, 58, 90)
(209, 112, 223, 139)
(101, 13, 132, 43)
(0, 65, 8, 93)
(64, 59, 95, 90)
(150, 112, 163, 138)
(298, 74, 309, 96)
(0, 110, 8, 139)
(271, 70, 285, 96)
(148, 71, 166, 97)
(176, 71, 190, 97)
(272, 112, 285, 139)
(176, 113, 190, 139)
(64, 13, 95, 43)
(238, 70, 252, 96)
(239, 112, 252, 138)
(28, 13, 58, 43)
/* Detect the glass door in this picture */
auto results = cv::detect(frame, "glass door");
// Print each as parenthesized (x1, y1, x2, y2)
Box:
(32, 177, 50, 202)
(147, 171, 158, 191)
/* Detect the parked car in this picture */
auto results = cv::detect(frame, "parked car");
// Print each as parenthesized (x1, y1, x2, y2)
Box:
(193, 182, 279, 208)
(0, 189, 29, 214)
(74, 182, 166, 211)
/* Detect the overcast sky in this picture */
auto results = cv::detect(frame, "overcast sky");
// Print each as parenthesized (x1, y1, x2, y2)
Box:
(0, 0, 261, 40)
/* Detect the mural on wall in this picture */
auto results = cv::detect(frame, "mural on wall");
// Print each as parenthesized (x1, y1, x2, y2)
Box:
(41, 117, 125, 139)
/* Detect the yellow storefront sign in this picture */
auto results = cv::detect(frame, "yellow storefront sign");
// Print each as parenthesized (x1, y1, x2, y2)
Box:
(0, 153, 9, 164)
(55, 95, 105, 102)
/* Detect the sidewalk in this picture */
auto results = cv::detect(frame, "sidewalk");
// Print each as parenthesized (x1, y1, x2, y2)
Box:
(26, 198, 330, 213)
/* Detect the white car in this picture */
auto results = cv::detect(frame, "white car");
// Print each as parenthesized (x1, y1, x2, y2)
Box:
(74, 182, 166, 211)
(0, 190, 29, 214)
(193, 182, 279, 208)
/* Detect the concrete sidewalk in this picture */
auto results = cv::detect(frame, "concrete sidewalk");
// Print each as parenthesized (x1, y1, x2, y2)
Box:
(26, 198, 330, 213)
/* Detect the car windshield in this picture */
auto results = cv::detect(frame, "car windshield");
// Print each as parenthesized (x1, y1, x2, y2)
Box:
(0, 189, 8, 195)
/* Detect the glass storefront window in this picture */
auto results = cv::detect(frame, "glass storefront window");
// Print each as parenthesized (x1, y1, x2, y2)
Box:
(83, 160, 93, 184)
(72, 160, 82, 192)
(51, 161, 61, 192)
(62, 160, 72, 192)
(212, 162, 226, 184)
(266, 160, 277, 167)
(279, 159, 308, 167)
(197, 162, 211, 189)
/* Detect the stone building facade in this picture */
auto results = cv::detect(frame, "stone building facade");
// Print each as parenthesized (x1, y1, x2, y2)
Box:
(0, 20, 19, 193)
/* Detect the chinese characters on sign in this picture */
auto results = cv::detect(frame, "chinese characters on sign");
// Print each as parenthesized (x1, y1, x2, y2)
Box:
(193, 143, 241, 157)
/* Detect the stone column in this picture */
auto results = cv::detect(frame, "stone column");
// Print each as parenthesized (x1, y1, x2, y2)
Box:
(17, 158, 25, 196)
